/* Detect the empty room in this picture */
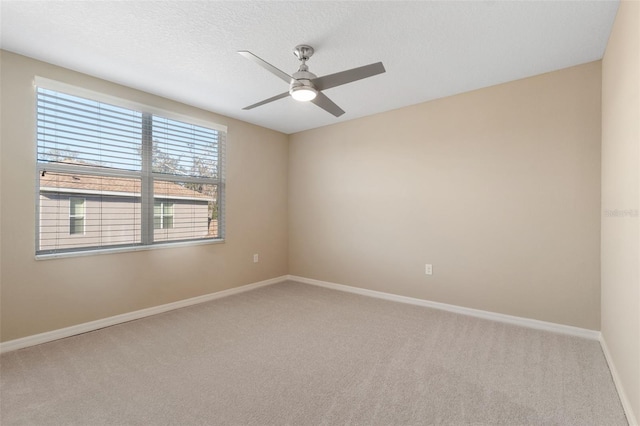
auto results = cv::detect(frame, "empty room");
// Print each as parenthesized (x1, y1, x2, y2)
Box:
(0, 1, 638, 425)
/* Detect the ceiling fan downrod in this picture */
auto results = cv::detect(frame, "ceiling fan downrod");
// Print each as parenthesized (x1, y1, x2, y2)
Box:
(290, 45, 318, 101)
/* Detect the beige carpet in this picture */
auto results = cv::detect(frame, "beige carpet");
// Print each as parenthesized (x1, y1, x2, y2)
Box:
(0, 281, 627, 425)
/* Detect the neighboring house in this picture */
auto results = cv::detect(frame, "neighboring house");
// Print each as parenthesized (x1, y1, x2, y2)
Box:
(39, 172, 218, 251)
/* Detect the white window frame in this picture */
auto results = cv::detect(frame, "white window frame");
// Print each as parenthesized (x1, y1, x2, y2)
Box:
(68, 197, 86, 235)
(154, 201, 174, 230)
(35, 77, 226, 259)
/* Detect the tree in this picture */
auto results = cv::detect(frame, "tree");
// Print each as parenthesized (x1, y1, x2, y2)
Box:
(184, 139, 219, 221)
(151, 141, 183, 175)
(45, 148, 79, 163)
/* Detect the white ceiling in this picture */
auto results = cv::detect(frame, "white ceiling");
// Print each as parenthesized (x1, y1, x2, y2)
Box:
(1, 1, 619, 134)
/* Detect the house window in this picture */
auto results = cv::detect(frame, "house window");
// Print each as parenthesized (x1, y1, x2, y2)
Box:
(69, 197, 85, 235)
(36, 81, 226, 256)
(154, 202, 174, 229)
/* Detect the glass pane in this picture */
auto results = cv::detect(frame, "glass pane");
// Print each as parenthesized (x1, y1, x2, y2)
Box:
(70, 197, 85, 216)
(37, 88, 143, 171)
(164, 215, 174, 229)
(38, 171, 142, 253)
(70, 217, 84, 235)
(153, 180, 217, 242)
(152, 116, 219, 178)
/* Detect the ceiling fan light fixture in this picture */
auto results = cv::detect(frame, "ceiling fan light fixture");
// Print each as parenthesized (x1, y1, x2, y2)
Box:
(290, 85, 317, 102)
(239, 44, 384, 116)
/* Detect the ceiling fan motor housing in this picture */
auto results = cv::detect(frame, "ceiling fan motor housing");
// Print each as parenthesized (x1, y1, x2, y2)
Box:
(290, 69, 317, 92)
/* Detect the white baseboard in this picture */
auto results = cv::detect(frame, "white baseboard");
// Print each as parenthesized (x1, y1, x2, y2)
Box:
(600, 335, 638, 426)
(0, 273, 601, 350)
(287, 275, 601, 340)
(0, 275, 288, 354)
(4, 272, 628, 421)
(2, 272, 631, 424)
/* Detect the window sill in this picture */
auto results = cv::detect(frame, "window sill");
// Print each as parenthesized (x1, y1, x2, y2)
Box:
(35, 238, 225, 261)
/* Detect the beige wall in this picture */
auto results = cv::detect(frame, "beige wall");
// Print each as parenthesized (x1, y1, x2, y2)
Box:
(0, 51, 289, 342)
(601, 1, 640, 423)
(290, 61, 602, 330)
(1, 29, 634, 418)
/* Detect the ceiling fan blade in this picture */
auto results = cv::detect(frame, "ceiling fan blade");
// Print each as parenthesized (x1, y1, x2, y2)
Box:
(311, 92, 345, 117)
(312, 62, 385, 91)
(242, 91, 290, 110)
(238, 51, 292, 84)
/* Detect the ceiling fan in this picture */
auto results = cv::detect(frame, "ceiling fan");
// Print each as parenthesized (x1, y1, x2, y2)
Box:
(238, 45, 386, 117)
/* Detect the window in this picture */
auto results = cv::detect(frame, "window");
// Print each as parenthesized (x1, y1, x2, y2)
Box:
(154, 202, 174, 229)
(69, 197, 86, 235)
(36, 82, 225, 256)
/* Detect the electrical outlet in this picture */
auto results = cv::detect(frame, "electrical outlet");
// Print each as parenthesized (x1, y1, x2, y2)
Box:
(425, 264, 433, 275)
(253, 254, 259, 263)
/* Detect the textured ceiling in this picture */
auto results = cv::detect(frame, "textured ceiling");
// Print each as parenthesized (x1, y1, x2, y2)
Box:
(1, 1, 619, 134)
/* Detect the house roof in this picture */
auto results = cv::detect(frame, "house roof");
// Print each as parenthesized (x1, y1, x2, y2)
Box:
(40, 172, 212, 201)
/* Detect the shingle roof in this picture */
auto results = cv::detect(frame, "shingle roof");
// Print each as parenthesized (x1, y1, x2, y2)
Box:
(40, 172, 212, 200)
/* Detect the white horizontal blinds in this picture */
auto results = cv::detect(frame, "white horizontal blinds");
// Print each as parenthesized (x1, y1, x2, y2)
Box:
(153, 181, 219, 242)
(37, 88, 143, 254)
(151, 116, 221, 241)
(37, 88, 142, 171)
(36, 84, 225, 256)
(38, 172, 142, 252)
(151, 116, 220, 178)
